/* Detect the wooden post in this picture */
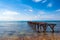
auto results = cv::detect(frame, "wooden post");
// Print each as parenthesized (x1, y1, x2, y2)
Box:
(39, 22, 48, 32)
(49, 24, 56, 32)
(28, 22, 56, 33)
(37, 24, 40, 33)
(42, 24, 47, 32)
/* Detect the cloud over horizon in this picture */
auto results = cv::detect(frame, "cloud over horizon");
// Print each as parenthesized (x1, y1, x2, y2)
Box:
(0, 8, 60, 21)
(0, 0, 60, 21)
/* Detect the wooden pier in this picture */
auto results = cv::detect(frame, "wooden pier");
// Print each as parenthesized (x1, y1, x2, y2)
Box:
(28, 22, 56, 33)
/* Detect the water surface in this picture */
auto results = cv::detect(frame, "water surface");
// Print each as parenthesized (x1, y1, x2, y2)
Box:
(0, 21, 60, 37)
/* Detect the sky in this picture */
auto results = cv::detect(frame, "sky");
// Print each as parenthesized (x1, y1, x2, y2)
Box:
(0, 0, 60, 21)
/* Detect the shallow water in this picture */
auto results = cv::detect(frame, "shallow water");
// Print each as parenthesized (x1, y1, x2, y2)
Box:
(0, 21, 60, 37)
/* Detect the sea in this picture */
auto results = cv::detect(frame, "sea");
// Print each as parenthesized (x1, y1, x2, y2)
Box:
(0, 21, 60, 37)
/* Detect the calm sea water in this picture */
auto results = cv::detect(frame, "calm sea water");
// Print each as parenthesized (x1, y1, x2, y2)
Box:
(0, 21, 60, 37)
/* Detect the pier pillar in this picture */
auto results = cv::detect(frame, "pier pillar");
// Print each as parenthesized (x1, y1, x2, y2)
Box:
(49, 24, 56, 32)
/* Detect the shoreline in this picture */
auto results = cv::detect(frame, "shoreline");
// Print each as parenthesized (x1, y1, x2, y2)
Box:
(0, 32, 60, 40)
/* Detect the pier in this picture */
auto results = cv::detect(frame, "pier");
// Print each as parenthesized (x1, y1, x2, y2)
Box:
(28, 22, 56, 32)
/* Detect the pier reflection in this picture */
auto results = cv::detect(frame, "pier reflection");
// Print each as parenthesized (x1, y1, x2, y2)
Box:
(38, 32, 57, 40)
(0, 30, 60, 40)
(19, 32, 60, 40)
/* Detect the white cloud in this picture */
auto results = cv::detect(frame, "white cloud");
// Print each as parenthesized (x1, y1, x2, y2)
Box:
(56, 9, 60, 12)
(32, 0, 47, 3)
(0, 9, 21, 21)
(32, 0, 42, 2)
(33, 14, 57, 20)
(47, 3, 52, 7)
(38, 11, 46, 14)
(29, 9, 33, 12)
(19, 4, 33, 14)
(32, 10, 60, 20)
(24, 9, 33, 13)
(3, 10, 18, 16)
(0, 9, 34, 21)
(0, 4, 35, 21)
(0, 9, 60, 21)
(42, 0, 47, 3)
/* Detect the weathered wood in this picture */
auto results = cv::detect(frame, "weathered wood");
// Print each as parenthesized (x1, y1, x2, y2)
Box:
(28, 22, 56, 33)
(48, 24, 56, 32)
(38, 22, 48, 32)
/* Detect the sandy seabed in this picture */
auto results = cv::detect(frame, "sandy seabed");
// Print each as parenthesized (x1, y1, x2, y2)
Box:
(0, 32, 60, 40)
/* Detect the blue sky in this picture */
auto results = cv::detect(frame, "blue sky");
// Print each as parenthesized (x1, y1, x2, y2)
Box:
(0, 0, 60, 21)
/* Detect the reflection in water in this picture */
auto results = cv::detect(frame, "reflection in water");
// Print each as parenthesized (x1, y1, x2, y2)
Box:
(50, 33, 56, 40)
(19, 32, 60, 40)
(0, 32, 60, 40)
(0, 21, 60, 40)
(38, 32, 56, 40)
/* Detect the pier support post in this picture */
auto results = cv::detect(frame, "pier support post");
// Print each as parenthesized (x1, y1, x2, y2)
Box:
(49, 24, 56, 32)
(37, 24, 40, 33)
(42, 24, 47, 32)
